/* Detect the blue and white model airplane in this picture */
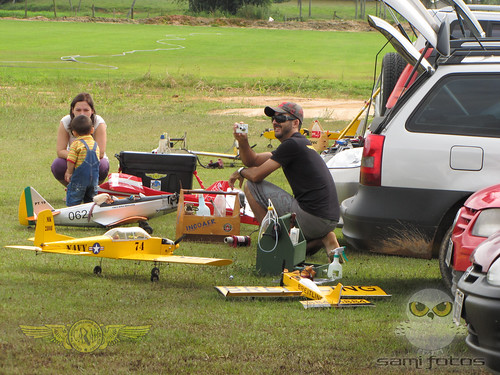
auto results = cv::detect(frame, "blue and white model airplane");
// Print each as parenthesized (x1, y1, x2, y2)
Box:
(18, 186, 177, 233)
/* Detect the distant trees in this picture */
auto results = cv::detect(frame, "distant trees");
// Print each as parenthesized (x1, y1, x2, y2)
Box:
(188, 0, 271, 15)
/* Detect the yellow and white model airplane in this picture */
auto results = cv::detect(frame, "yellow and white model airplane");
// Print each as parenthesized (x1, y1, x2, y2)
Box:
(5, 209, 232, 281)
(216, 268, 390, 308)
(261, 88, 380, 148)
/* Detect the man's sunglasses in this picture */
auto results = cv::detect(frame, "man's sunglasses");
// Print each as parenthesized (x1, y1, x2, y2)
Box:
(272, 115, 297, 123)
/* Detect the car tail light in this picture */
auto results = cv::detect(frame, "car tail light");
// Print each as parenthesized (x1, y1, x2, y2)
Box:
(360, 134, 385, 186)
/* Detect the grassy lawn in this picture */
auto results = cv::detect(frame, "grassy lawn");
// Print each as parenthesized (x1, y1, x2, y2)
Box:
(0, 18, 489, 375)
(0, 0, 381, 20)
(0, 19, 383, 95)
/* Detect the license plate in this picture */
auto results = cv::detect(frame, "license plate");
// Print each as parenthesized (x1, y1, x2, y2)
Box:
(445, 238, 453, 268)
(453, 289, 465, 326)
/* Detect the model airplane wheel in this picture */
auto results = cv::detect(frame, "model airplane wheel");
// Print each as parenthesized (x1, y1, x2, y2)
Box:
(139, 221, 153, 235)
(151, 267, 160, 282)
(93, 265, 102, 275)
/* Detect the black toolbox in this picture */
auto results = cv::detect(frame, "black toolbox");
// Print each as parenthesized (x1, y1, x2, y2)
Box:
(115, 151, 197, 193)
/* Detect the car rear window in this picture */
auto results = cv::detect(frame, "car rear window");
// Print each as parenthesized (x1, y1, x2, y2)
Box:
(450, 20, 500, 38)
(407, 74, 500, 138)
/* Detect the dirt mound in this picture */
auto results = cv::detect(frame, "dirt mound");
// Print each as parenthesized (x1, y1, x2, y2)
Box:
(144, 15, 371, 32)
(14, 14, 371, 32)
(209, 96, 371, 121)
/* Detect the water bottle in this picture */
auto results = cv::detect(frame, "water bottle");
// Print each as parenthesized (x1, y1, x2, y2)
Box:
(213, 194, 226, 217)
(158, 133, 169, 154)
(196, 193, 210, 216)
(289, 213, 300, 245)
(260, 203, 275, 235)
(258, 199, 279, 252)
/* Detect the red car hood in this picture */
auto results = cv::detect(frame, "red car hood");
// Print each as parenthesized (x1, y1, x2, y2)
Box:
(466, 184, 500, 210)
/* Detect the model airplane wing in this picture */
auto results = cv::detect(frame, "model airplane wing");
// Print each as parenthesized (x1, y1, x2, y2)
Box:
(118, 253, 232, 266)
(300, 299, 374, 309)
(5, 245, 43, 252)
(216, 286, 303, 297)
(215, 285, 389, 298)
(5, 245, 91, 255)
(92, 216, 148, 227)
(319, 285, 391, 298)
(216, 281, 388, 309)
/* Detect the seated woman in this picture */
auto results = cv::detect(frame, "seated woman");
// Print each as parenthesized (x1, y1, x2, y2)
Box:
(51, 92, 109, 187)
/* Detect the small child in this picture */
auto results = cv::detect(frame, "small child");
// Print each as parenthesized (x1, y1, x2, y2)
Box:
(65, 115, 100, 206)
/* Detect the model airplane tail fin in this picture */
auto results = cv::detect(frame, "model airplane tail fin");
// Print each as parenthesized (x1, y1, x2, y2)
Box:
(324, 283, 343, 306)
(19, 187, 54, 226)
(34, 210, 73, 246)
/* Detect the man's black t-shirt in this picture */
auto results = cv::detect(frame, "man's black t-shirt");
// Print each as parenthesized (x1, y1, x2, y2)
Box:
(271, 132, 339, 221)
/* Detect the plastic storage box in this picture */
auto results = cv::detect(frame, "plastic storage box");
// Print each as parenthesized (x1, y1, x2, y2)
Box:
(116, 151, 196, 193)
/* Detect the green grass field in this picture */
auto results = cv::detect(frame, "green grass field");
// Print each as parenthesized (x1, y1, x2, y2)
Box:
(0, 18, 384, 94)
(0, 0, 382, 21)
(0, 18, 489, 375)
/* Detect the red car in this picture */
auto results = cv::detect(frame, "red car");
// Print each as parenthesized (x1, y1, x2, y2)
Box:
(441, 183, 500, 291)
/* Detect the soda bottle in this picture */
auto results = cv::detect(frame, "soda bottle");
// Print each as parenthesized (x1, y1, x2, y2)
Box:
(311, 119, 322, 138)
(224, 235, 251, 247)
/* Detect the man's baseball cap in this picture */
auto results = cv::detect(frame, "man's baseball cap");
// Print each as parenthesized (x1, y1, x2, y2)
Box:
(264, 102, 304, 125)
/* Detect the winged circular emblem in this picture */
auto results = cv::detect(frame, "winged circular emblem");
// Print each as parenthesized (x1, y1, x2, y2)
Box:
(20, 319, 151, 352)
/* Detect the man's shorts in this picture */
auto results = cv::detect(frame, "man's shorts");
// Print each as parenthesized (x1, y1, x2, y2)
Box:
(246, 180, 338, 241)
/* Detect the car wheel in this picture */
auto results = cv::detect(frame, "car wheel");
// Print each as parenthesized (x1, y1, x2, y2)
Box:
(376, 52, 407, 116)
(439, 227, 454, 293)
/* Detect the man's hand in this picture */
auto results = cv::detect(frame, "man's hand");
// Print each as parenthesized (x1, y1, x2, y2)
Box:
(228, 169, 244, 189)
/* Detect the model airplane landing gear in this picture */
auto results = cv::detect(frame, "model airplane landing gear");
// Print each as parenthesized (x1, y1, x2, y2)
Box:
(94, 260, 103, 275)
(151, 267, 160, 282)
(139, 221, 153, 234)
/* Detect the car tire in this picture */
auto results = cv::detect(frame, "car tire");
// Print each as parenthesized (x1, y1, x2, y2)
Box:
(376, 52, 407, 116)
(439, 227, 454, 293)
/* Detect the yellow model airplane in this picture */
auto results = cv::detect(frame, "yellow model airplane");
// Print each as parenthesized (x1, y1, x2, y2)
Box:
(5, 209, 232, 281)
(216, 268, 390, 308)
(261, 119, 358, 147)
(261, 88, 380, 148)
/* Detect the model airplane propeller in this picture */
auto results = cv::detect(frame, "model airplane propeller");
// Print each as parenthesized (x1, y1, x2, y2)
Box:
(6, 209, 232, 281)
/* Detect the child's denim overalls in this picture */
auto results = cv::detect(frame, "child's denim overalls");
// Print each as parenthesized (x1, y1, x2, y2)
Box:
(66, 139, 99, 206)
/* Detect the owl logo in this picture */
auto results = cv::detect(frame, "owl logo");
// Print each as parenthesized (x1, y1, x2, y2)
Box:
(395, 288, 466, 354)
